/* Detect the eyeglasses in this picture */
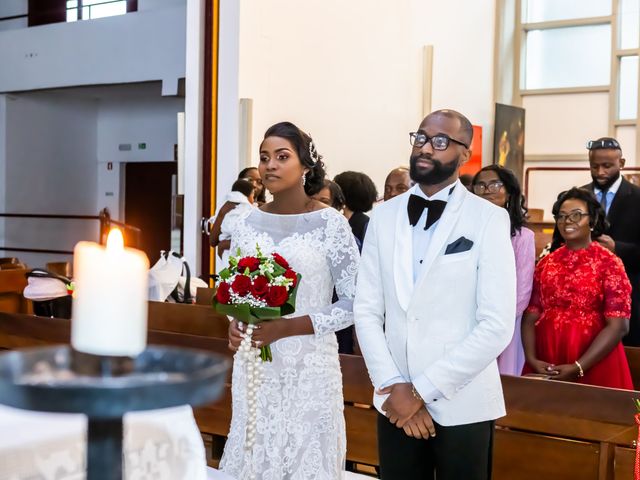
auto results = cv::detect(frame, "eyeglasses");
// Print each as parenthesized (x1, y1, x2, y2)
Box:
(554, 211, 590, 224)
(586, 139, 620, 150)
(473, 181, 504, 194)
(409, 132, 469, 150)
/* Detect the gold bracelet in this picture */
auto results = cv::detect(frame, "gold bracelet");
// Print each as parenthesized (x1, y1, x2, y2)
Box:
(411, 384, 423, 403)
(574, 360, 584, 378)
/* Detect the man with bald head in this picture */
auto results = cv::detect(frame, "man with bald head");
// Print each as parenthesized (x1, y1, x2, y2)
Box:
(355, 109, 516, 479)
(384, 167, 411, 201)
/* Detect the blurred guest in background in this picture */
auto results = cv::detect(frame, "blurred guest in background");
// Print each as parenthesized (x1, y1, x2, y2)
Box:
(383, 167, 411, 201)
(239, 166, 267, 205)
(312, 179, 346, 211)
(334, 171, 378, 245)
(472, 165, 535, 376)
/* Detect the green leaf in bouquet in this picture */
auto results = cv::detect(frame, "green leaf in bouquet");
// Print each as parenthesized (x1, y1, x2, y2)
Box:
(218, 268, 231, 280)
(244, 267, 251, 276)
(251, 306, 284, 320)
(272, 264, 286, 276)
(280, 273, 302, 316)
(214, 301, 255, 324)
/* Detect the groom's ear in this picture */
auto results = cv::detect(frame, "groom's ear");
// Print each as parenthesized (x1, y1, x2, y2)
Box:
(459, 148, 471, 167)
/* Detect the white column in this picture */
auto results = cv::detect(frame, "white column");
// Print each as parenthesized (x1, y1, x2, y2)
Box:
(183, 0, 240, 275)
(183, 0, 206, 272)
(217, 0, 241, 202)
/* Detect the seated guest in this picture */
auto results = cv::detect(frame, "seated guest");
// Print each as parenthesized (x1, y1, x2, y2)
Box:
(209, 179, 255, 271)
(459, 173, 474, 191)
(383, 166, 411, 201)
(312, 179, 346, 211)
(313, 178, 358, 354)
(238, 166, 267, 205)
(522, 187, 633, 389)
(472, 165, 535, 375)
(334, 171, 378, 245)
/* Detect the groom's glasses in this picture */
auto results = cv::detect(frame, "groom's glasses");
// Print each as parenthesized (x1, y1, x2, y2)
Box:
(409, 132, 469, 150)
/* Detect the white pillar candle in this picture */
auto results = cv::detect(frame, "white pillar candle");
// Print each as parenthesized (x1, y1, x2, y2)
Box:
(71, 229, 150, 357)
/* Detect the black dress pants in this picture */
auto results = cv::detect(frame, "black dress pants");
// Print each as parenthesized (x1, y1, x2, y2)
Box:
(377, 413, 494, 480)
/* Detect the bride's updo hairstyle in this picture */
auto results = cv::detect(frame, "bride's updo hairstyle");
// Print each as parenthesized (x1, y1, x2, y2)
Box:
(262, 122, 326, 196)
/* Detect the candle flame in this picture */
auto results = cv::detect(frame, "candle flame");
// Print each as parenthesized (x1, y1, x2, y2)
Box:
(106, 228, 124, 251)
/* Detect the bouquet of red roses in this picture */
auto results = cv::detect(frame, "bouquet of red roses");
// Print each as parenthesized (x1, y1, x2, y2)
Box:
(213, 246, 301, 361)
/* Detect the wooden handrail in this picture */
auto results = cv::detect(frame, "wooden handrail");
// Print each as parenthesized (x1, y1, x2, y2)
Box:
(524, 166, 640, 198)
(0, 208, 142, 254)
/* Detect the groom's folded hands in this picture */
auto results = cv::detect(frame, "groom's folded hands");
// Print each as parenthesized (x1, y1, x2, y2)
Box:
(403, 408, 436, 439)
(379, 383, 435, 437)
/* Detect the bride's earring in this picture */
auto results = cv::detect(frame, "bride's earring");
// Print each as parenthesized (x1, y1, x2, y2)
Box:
(301, 172, 307, 186)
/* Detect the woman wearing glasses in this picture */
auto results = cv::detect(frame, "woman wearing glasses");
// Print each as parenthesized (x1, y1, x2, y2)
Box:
(472, 165, 535, 376)
(521, 187, 633, 388)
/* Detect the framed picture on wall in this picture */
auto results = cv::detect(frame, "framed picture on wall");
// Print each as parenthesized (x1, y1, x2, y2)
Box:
(493, 103, 525, 183)
(459, 125, 483, 184)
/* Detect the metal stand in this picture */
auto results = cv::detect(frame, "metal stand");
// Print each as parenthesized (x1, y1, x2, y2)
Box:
(0, 345, 229, 480)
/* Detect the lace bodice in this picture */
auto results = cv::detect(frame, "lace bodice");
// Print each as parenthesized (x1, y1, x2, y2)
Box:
(219, 207, 360, 480)
(230, 207, 359, 337)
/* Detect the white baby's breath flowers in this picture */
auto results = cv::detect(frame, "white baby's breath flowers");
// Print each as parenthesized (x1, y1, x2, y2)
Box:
(258, 262, 275, 276)
(271, 275, 293, 287)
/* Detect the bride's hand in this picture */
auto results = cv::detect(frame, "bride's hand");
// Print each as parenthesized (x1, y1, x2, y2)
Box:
(228, 319, 245, 351)
(250, 319, 286, 347)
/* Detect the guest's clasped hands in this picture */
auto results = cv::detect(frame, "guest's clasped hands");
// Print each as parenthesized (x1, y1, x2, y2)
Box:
(378, 382, 436, 440)
(526, 358, 580, 381)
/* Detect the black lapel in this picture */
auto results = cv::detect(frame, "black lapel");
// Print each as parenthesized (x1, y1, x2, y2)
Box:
(607, 178, 632, 225)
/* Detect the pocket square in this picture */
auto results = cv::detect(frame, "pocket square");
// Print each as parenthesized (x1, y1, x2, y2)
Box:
(445, 236, 474, 255)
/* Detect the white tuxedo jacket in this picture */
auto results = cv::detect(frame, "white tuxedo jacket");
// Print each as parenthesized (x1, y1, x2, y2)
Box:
(354, 181, 516, 426)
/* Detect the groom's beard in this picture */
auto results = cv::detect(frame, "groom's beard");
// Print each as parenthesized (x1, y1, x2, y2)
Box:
(410, 153, 460, 186)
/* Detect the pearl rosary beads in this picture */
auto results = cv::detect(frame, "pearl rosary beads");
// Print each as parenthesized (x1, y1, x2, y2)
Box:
(238, 323, 265, 479)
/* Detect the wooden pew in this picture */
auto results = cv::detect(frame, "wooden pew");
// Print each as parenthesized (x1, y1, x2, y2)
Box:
(2, 306, 640, 479)
(0, 268, 30, 314)
(625, 346, 640, 390)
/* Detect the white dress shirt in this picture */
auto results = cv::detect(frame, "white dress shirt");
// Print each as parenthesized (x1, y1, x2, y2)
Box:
(594, 174, 622, 215)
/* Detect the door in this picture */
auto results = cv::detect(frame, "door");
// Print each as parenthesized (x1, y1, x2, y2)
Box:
(124, 162, 177, 263)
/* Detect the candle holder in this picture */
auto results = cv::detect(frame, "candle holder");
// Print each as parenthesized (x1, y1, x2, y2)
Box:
(0, 345, 229, 480)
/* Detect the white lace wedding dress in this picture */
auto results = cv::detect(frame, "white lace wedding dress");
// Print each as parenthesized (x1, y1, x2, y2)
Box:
(219, 207, 359, 480)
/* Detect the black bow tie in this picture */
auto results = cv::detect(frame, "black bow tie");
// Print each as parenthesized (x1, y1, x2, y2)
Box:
(407, 194, 447, 230)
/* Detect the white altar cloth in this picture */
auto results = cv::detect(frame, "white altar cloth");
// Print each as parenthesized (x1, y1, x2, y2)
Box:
(0, 404, 207, 480)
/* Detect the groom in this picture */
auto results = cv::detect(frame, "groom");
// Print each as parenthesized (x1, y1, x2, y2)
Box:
(354, 109, 516, 479)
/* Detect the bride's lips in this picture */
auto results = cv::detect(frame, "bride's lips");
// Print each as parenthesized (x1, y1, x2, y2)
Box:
(264, 174, 280, 181)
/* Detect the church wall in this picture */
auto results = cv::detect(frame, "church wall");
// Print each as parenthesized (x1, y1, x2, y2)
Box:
(237, 0, 496, 193)
(96, 93, 185, 220)
(0, 4, 186, 93)
(3, 92, 98, 268)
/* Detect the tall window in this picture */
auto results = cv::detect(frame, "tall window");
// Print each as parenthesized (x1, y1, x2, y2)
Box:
(66, 0, 131, 22)
(521, 0, 612, 90)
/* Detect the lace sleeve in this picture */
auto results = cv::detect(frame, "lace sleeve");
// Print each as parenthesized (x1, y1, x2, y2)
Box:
(309, 211, 360, 337)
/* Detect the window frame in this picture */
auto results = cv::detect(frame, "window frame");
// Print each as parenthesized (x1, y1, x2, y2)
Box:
(512, 0, 640, 163)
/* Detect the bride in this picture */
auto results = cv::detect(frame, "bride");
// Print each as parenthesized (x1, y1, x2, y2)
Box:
(219, 122, 360, 480)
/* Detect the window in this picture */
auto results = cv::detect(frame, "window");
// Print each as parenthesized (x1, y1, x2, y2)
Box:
(522, 0, 611, 23)
(66, 0, 133, 22)
(524, 24, 611, 89)
(619, 56, 639, 119)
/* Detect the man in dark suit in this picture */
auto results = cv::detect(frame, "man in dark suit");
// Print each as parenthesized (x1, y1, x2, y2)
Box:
(583, 137, 640, 345)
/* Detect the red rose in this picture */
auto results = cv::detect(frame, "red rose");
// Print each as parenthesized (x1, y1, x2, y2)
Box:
(251, 275, 270, 298)
(283, 269, 298, 288)
(231, 275, 252, 296)
(272, 253, 289, 269)
(238, 256, 261, 272)
(266, 285, 288, 307)
(215, 281, 231, 304)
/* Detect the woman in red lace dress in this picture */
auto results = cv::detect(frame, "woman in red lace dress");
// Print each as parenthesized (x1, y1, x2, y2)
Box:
(522, 187, 633, 389)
